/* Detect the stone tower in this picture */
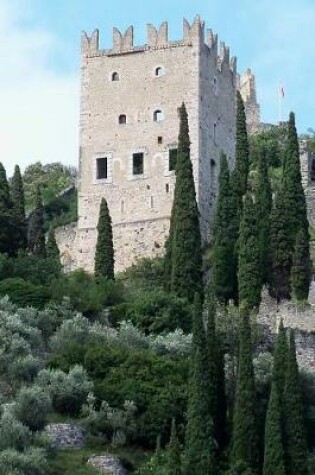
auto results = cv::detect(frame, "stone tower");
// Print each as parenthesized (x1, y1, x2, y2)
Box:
(239, 68, 260, 133)
(57, 17, 237, 273)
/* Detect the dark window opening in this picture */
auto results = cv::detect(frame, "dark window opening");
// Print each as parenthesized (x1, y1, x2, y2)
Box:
(169, 149, 177, 171)
(119, 114, 127, 124)
(96, 157, 108, 179)
(155, 67, 164, 77)
(311, 159, 315, 181)
(158, 136, 163, 144)
(133, 153, 144, 175)
(165, 183, 170, 193)
(154, 110, 164, 122)
(213, 123, 217, 143)
(112, 72, 119, 81)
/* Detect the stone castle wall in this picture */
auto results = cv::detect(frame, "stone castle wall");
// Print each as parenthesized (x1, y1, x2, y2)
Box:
(239, 68, 260, 133)
(69, 17, 237, 273)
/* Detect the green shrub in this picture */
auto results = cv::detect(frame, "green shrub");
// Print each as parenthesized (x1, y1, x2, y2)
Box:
(0, 447, 47, 474)
(0, 278, 50, 309)
(12, 254, 61, 285)
(50, 270, 124, 316)
(37, 366, 93, 416)
(119, 257, 165, 292)
(13, 386, 52, 431)
(112, 290, 193, 334)
(0, 412, 32, 451)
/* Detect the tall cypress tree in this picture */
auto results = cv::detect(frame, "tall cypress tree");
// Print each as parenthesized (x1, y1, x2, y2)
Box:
(0, 162, 16, 256)
(272, 319, 289, 409)
(233, 91, 250, 207)
(206, 285, 227, 450)
(11, 164, 27, 250)
(231, 309, 258, 472)
(238, 194, 262, 311)
(283, 113, 309, 243)
(263, 383, 285, 475)
(166, 419, 181, 475)
(291, 228, 311, 302)
(169, 103, 203, 302)
(213, 154, 238, 302)
(94, 197, 115, 280)
(256, 148, 272, 284)
(47, 228, 60, 259)
(283, 331, 309, 475)
(28, 187, 46, 257)
(184, 293, 215, 474)
(269, 189, 292, 301)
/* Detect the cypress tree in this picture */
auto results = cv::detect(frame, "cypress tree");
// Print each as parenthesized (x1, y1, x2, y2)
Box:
(206, 285, 227, 450)
(291, 228, 311, 302)
(269, 189, 292, 301)
(169, 103, 203, 302)
(28, 187, 46, 257)
(232, 308, 258, 472)
(234, 91, 250, 207)
(272, 319, 289, 409)
(256, 148, 272, 284)
(166, 419, 181, 475)
(94, 197, 115, 280)
(184, 293, 215, 474)
(47, 228, 60, 259)
(238, 194, 262, 311)
(0, 162, 17, 256)
(213, 154, 238, 302)
(283, 113, 309, 243)
(283, 331, 309, 475)
(11, 164, 27, 250)
(263, 383, 285, 475)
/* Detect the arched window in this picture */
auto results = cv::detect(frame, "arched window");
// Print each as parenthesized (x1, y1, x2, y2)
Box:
(155, 67, 164, 77)
(119, 114, 127, 125)
(112, 72, 119, 82)
(153, 109, 164, 122)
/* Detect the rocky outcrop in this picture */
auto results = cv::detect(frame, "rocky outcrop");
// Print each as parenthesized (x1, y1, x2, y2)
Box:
(88, 456, 127, 474)
(45, 423, 85, 450)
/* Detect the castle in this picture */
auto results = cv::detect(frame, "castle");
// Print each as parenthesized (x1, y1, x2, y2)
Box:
(55, 17, 315, 275)
(56, 17, 238, 273)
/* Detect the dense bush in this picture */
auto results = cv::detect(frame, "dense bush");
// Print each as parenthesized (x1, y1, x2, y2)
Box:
(50, 270, 124, 316)
(37, 366, 93, 416)
(0, 253, 61, 286)
(112, 290, 193, 334)
(0, 447, 47, 475)
(0, 278, 50, 309)
(0, 412, 32, 451)
(119, 257, 165, 292)
(85, 345, 189, 446)
(13, 386, 52, 431)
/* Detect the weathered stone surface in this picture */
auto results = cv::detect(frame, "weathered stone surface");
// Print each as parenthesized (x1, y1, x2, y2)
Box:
(88, 456, 127, 475)
(45, 423, 85, 450)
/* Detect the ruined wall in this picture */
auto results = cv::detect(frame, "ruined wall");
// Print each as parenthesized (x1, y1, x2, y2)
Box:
(72, 17, 237, 273)
(239, 68, 260, 133)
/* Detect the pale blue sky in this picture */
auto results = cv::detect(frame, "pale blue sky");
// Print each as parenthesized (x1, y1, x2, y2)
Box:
(0, 0, 314, 173)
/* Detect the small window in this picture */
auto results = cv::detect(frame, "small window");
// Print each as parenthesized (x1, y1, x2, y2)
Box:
(213, 77, 218, 95)
(158, 136, 163, 145)
(165, 183, 170, 193)
(155, 67, 164, 77)
(213, 123, 217, 143)
(112, 72, 119, 81)
(311, 159, 315, 181)
(169, 149, 177, 172)
(119, 114, 127, 125)
(150, 196, 154, 209)
(154, 110, 164, 122)
(96, 157, 107, 179)
(133, 153, 144, 175)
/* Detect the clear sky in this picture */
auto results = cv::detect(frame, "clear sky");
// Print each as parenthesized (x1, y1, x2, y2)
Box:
(0, 0, 314, 175)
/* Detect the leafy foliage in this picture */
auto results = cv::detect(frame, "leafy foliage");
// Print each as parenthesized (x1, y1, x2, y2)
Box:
(94, 198, 115, 280)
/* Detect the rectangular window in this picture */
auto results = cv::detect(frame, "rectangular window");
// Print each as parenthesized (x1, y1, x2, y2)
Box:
(133, 153, 144, 175)
(169, 148, 177, 172)
(158, 136, 163, 144)
(96, 157, 107, 179)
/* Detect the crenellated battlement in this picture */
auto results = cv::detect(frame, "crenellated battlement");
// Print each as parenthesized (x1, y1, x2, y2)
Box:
(81, 16, 236, 74)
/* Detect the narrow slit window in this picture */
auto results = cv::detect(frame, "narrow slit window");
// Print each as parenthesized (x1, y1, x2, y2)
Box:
(158, 136, 163, 145)
(155, 67, 164, 77)
(154, 109, 164, 122)
(96, 157, 108, 179)
(112, 72, 119, 81)
(169, 148, 177, 172)
(213, 123, 217, 143)
(165, 183, 170, 193)
(119, 114, 127, 125)
(311, 159, 315, 181)
(133, 153, 144, 175)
